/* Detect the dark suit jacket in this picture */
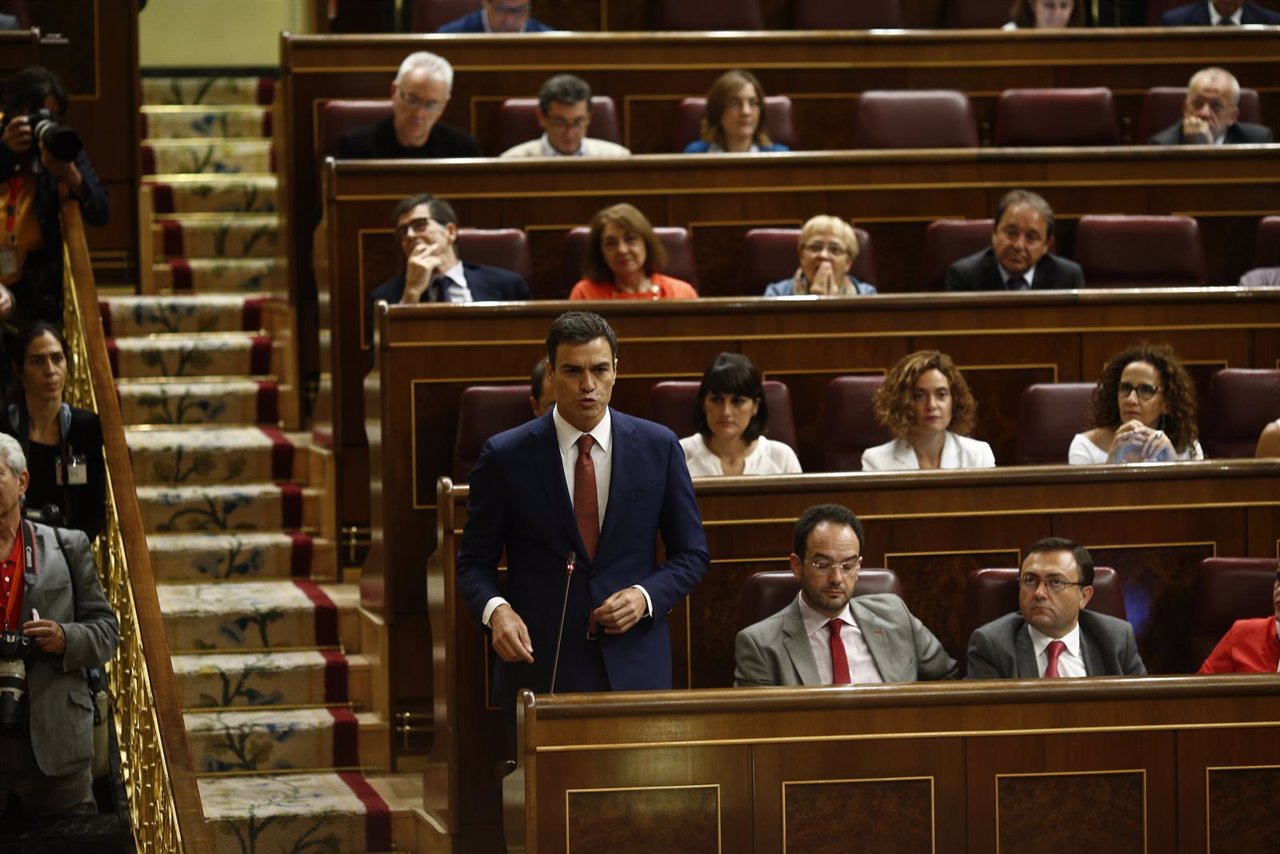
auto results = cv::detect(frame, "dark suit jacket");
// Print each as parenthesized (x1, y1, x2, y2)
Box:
(945, 247, 1085, 292)
(734, 594, 958, 686)
(364, 263, 531, 345)
(456, 409, 709, 704)
(966, 610, 1147, 679)
(1147, 120, 1275, 145)
(20, 523, 119, 776)
(435, 9, 554, 31)
(1160, 1, 1280, 24)
(336, 116, 480, 159)
(4, 403, 106, 540)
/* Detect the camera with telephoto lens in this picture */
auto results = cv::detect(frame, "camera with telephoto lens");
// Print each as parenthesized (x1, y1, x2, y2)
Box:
(0, 627, 35, 732)
(6, 107, 82, 162)
(24, 501, 64, 527)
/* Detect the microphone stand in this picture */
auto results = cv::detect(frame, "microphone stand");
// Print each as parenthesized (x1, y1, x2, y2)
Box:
(549, 551, 576, 694)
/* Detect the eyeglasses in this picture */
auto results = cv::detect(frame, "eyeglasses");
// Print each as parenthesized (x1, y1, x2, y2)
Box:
(396, 88, 445, 114)
(1118, 382, 1161, 401)
(396, 217, 438, 239)
(725, 97, 762, 111)
(802, 242, 849, 258)
(1018, 574, 1083, 593)
(807, 556, 863, 576)
(547, 117, 590, 131)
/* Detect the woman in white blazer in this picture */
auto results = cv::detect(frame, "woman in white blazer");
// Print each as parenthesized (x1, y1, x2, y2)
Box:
(861, 350, 996, 471)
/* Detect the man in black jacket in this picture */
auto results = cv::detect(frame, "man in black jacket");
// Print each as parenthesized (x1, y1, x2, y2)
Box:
(945, 189, 1084, 292)
(1147, 67, 1275, 146)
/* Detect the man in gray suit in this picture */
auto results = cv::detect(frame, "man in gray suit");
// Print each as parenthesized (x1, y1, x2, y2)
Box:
(734, 504, 957, 686)
(967, 537, 1146, 679)
(0, 433, 117, 815)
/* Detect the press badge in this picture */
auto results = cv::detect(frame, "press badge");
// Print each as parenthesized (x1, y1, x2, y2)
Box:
(0, 246, 16, 278)
(59, 455, 88, 486)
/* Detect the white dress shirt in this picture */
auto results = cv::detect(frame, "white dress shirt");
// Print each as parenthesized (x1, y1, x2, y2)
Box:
(1027, 623, 1087, 678)
(797, 594, 884, 685)
(436, 259, 473, 304)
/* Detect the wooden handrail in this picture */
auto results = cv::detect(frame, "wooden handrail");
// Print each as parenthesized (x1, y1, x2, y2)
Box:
(62, 200, 214, 853)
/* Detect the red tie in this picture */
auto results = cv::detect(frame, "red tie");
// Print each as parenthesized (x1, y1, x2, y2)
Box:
(1045, 639, 1067, 678)
(827, 619, 851, 684)
(574, 434, 599, 560)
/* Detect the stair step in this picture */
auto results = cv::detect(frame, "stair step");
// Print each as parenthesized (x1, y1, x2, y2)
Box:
(142, 76, 275, 107)
(184, 707, 386, 775)
(141, 105, 272, 140)
(136, 483, 323, 533)
(143, 175, 277, 214)
(108, 332, 280, 379)
(148, 215, 279, 261)
(141, 139, 273, 175)
(101, 294, 271, 336)
(172, 649, 367, 710)
(147, 531, 333, 581)
(125, 426, 296, 485)
(151, 257, 286, 294)
(158, 580, 359, 652)
(118, 378, 283, 426)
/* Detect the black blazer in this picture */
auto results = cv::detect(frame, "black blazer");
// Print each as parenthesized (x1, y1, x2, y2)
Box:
(364, 263, 531, 353)
(336, 116, 481, 159)
(944, 247, 1086, 292)
(1147, 120, 1275, 145)
(1160, 1, 1280, 24)
(4, 403, 106, 540)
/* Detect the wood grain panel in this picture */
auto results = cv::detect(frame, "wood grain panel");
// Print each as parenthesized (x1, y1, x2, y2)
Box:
(1207, 766, 1280, 854)
(567, 786, 720, 854)
(785, 778, 934, 854)
(996, 770, 1145, 854)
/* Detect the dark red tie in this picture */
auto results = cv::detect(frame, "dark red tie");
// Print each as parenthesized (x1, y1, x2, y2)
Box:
(827, 619, 851, 684)
(574, 434, 599, 560)
(1045, 639, 1067, 678)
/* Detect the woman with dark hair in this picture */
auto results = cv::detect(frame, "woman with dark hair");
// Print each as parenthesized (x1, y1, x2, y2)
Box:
(3, 321, 105, 538)
(683, 70, 789, 154)
(1003, 0, 1084, 28)
(862, 350, 995, 471)
(569, 203, 698, 300)
(1069, 343, 1203, 464)
(680, 353, 800, 476)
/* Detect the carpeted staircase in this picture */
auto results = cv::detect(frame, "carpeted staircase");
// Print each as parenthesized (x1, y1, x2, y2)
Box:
(120, 76, 418, 853)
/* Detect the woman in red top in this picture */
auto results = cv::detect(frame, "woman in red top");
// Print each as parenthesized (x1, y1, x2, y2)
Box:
(569, 203, 698, 301)
(1198, 564, 1280, 674)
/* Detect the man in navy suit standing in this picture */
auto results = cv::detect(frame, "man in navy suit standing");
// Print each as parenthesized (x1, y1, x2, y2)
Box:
(457, 311, 709, 704)
(1160, 0, 1280, 25)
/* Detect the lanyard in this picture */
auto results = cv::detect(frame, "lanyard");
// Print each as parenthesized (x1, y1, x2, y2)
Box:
(0, 522, 36, 631)
(5, 176, 23, 245)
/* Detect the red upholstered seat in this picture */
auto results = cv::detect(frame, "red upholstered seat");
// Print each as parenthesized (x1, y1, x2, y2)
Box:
(1187, 557, 1277, 670)
(318, 100, 394, 157)
(822, 375, 891, 472)
(453, 385, 534, 481)
(851, 90, 979, 149)
(1016, 383, 1095, 464)
(738, 569, 904, 630)
(649, 380, 798, 451)
(920, 219, 994, 290)
(491, 96, 622, 155)
(559, 226, 699, 296)
(794, 0, 904, 28)
(1073, 215, 1206, 288)
(650, 0, 765, 29)
(1204, 369, 1280, 458)
(670, 96, 797, 152)
(737, 228, 878, 295)
(455, 228, 531, 282)
(1256, 216, 1280, 269)
(1134, 86, 1262, 144)
(992, 88, 1120, 147)
(409, 0, 480, 31)
(945, 0, 1013, 27)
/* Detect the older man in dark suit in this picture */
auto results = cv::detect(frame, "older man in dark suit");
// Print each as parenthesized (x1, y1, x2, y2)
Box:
(1148, 67, 1275, 145)
(945, 189, 1085, 292)
(1160, 0, 1280, 25)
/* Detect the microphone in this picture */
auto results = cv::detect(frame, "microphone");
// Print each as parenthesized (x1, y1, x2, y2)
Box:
(549, 551, 576, 694)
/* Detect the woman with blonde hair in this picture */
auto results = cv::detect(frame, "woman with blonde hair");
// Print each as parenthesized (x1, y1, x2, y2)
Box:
(764, 215, 877, 296)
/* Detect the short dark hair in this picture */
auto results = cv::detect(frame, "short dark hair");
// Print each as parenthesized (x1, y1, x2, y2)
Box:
(581, 203, 667, 282)
(530, 357, 549, 400)
(2, 66, 67, 115)
(1024, 536, 1095, 588)
(692, 353, 768, 442)
(538, 74, 592, 115)
(13, 320, 72, 381)
(793, 504, 865, 560)
(545, 311, 618, 364)
(994, 189, 1055, 239)
(391, 192, 458, 229)
(1008, 0, 1085, 28)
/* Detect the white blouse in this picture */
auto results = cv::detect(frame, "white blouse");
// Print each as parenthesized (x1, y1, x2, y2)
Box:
(860, 432, 996, 471)
(680, 434, 802, 476)
(1068, 433, 1204, 465)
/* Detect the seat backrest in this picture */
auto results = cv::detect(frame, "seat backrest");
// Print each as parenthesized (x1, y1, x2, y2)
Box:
(1016, 383, 1095, 464)
(455, 228, 531, 281)
(1187, 557, 1277, 670)
(453, 385, 534, 481)
(670, 95, 797, 152)
(737, 227, 877, 294)
(993, 88, 1120, 147)
(1256, 216, 1280, 269)
(319, 99, 394, 158)
(649, 379, 798, 451)
(1074, 214, 1206, 288)
(851, 90, 979, 149)
(491, 96, 622, 155)
(410, 0, 481, 31)
(737, 568, 904, 632)
(920, 219, 994, 290)
(945, 0, 1014, 27)
(1135, 86, 1262, 144)
(559, 226, 698, 295)
(822, 375, 891, 472)
(1145, 0, 1186, 23)
(1204, 368, 1280, 458)
(650, 0, 765, 29)
(794, 0, 904, 27)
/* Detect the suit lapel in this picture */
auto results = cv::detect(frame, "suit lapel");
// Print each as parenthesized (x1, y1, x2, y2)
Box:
(781, 601, 822, 685)
(530, 416, 583, 557)
(595, 410, 628, 560)
(1014, 625, 1039, 678)
(1079, 621, 1106, 676)
(850, 599, 895, 681)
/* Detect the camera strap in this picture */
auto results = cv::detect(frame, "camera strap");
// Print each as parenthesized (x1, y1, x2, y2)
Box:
(0, 523, 33, 631)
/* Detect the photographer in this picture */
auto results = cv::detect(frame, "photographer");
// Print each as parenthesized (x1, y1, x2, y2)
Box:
(0, 66, 109, 331)
(0, 433, 117, 816)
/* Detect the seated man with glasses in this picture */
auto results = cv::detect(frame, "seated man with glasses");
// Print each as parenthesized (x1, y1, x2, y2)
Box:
(945, 189, 1084, 292)
(501, 74, 630, 158)
(1147, 67, 1274, 146)
(337, 51, 480, 159)
(763, 215, 876, 296)
(967, 537, 1146, 679)
(735, 504, 956, 687)
(436, 0, 553, 32)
